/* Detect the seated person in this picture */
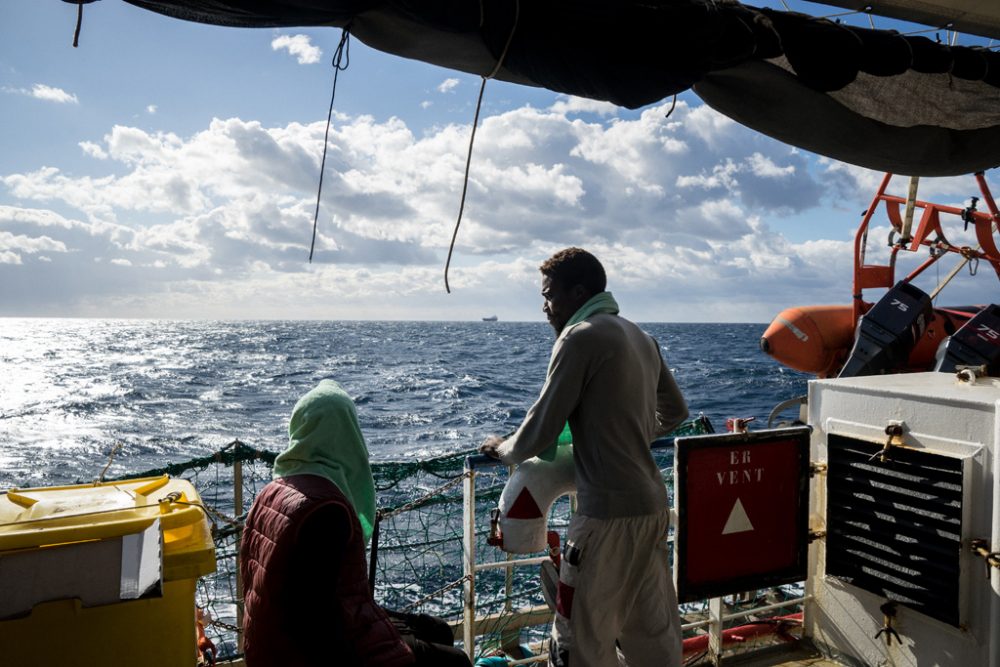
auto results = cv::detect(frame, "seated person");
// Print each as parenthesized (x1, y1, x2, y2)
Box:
(240, 379, 470, 667)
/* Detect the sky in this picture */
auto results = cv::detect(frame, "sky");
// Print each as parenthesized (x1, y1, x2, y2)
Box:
(1, 2, 998, 323)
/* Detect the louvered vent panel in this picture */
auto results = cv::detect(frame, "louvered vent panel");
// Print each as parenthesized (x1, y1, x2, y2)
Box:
(826, 434, 963, 626)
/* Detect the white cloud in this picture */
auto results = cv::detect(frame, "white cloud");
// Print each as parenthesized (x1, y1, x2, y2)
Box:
(30, 84, 78, 104)
(271, 34, 322, 65)
(548, 96, 619, 117)
(437, 78, 460, 94)
(80, 141, 108, 160)
(3, 98, 994, 319)
(0, 205, 68, 228)
(3, 84, 79, 104)
(0, 230, 67, 254)
(676, 159, 738, 191)
(147, 104, 157, 114)
(684, 105, 737, 148)
(747, 153, 795, 178)
(420, 101, 432, 110)
(819, 160, 988, 212)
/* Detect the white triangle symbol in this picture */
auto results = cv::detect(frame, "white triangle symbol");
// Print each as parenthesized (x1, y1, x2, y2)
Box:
(722, 498, 754, 535)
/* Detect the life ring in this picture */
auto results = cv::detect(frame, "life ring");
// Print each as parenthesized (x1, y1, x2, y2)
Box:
(497, 443, 576, 554)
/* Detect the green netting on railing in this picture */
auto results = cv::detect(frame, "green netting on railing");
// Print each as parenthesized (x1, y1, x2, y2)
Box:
(112, 416, 714, 662)
(103, 440, 277, 484)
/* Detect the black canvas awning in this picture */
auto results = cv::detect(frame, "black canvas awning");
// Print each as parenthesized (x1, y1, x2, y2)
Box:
(84, 0, 1000, 175)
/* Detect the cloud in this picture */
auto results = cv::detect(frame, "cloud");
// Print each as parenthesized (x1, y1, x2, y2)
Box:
(80, 141, 108, 159)
(0, 230, 67, 254)
(747, 153, 795, 178)
(437, 78, 460, 94)
(147, 104, 157, 114)
(819, 160, 988, 212)
(548, 96, 619, 117)
(3, 83, 79, 104)
(684, 104, 737, 148)
(3, 98, 994, 319)
(271, 34, 322, 65)
(0, 229, 68, 265)
(31, 84, 78, 104)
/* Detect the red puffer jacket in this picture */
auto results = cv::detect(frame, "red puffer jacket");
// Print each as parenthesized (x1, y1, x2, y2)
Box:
(240, 474, 414, 667)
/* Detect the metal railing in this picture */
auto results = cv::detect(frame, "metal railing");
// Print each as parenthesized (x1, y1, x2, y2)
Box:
(459, 440, 808, 665)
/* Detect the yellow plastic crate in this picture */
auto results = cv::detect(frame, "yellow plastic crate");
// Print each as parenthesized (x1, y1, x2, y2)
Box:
(0, 476, 217, 666)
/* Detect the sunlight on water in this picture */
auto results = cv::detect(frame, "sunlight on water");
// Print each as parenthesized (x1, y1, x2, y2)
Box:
(0, 318, 808, 489)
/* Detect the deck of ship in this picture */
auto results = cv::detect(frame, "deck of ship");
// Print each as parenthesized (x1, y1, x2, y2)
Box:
(217, 640, 842, 666)
(725, 640, 843, 667)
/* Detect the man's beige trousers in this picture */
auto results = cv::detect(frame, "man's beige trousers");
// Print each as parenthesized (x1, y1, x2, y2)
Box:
(552, 511, 681, 667)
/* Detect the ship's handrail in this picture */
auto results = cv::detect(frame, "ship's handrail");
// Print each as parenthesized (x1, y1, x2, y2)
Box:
(97, 415, 806, 664)
(458, 427, 806, 664)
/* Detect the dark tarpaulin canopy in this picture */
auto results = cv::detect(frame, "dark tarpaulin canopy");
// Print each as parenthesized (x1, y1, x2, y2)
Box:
(102, 0, 1000, 176)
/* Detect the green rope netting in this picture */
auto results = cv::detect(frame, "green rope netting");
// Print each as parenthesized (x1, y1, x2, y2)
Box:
(109, 417, 713, 661)
(102, 440, 277, 484)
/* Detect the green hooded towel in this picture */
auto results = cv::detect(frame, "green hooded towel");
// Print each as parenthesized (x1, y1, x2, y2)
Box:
(272, 379, 377, 544)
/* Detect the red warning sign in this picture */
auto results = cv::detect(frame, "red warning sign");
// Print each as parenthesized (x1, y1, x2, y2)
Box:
(675, 426, 810, 602)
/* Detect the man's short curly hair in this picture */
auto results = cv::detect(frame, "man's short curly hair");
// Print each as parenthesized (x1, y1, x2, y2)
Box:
(539, 247, 607, 296)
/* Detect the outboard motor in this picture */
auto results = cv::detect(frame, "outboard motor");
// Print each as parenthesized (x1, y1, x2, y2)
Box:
(838, 282, 932, 378)
(933, 304, 1000, 375)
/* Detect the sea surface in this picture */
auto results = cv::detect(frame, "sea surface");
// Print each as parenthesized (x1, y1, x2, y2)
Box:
(0, 319, 810, 488)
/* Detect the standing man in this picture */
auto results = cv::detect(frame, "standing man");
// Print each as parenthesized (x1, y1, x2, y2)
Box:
(480, 248, 688, 667)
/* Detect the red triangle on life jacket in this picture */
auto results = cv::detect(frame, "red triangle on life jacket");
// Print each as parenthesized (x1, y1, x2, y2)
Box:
(507, 487, 543, 519)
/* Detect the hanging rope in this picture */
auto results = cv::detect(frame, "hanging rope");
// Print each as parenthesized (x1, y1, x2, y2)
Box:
(309, 28, 351, 263)
(664, 94, 678, 119)
(443, 0, 520, 293)
(73, 2, 84, 47)
(444, 80, 488, 294)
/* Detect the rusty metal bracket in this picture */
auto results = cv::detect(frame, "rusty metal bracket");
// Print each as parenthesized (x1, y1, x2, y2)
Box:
(810, 462, 828, 477)
(874, 601, 902, 646)
(869, 422, 904, 463)
(956, 365, 988, 383)
(970, 538, 1000, 578)
(808, 529, 827, 543)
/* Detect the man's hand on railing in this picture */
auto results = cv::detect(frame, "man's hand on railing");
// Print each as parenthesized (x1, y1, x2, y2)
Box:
(479, 435, 504, 459)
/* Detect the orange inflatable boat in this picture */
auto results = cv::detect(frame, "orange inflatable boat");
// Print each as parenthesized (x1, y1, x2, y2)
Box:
(761, 304, 980, 377)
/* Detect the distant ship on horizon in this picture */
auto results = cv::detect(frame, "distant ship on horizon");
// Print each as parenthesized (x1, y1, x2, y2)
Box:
(482, 315, 498, 322)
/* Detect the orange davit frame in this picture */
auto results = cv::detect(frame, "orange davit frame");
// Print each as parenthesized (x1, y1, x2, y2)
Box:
(762, 172, 1000, 377)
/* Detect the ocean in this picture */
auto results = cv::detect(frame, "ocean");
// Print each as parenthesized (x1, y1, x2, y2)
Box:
(0, 319, 810, 489)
